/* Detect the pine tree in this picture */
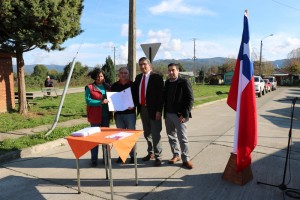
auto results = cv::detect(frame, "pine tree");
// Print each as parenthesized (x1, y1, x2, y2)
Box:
(102, 56, 116, 85)
(0, 0, 83, 114)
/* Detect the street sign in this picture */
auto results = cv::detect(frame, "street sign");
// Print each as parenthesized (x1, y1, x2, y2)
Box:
(140, 43, 161, 63)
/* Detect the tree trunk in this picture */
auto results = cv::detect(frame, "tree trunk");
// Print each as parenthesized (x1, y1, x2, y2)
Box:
(16, 49, 28, 115)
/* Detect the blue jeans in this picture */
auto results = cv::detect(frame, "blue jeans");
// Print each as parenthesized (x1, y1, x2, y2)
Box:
(115, 113, 136, 158)
(90, 116, 110, 162)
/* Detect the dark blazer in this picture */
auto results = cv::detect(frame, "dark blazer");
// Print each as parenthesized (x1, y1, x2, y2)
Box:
(164, 77, 194, 120)
(133, 71, 164, 120)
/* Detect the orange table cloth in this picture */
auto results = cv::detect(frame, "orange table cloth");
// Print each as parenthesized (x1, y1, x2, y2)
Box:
(67, 127, 143, 162)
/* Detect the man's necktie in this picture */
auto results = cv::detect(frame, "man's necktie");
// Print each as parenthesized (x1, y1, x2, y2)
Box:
(141, 75, 146, 106)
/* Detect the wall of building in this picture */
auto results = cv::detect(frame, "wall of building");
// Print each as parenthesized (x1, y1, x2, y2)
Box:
(0, 53, 15, 113)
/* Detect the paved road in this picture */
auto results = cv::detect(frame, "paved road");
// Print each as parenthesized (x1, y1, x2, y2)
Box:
(32, 87, 85, 98)
(1, 87, 300, 200)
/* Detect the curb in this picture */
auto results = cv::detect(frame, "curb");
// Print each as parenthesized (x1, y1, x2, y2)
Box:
(0, 138, 67, 164)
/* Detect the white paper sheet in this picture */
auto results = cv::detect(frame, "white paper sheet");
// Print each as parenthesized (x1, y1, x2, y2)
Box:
(71, 127, 101, 137)
(105, 132, 134, 140)
(107, 87, 134, 111)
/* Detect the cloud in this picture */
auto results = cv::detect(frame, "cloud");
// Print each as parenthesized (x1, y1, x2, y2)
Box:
(121, 24, 142, 37)
(149, 0, 215, 15)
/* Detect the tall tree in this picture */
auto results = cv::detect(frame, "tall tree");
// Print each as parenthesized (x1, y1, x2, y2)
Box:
(285, 48, 300, 75)
(102, 56, 116, 84)
(31, 64, 48, 78)
(178, 63, 186, 72)
(0, 0, 83, 114)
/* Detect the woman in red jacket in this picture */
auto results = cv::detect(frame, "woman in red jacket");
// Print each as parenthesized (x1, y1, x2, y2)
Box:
(85, 67, 110, 167)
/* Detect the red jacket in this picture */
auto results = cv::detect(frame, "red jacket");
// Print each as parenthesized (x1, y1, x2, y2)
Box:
(86, 83, 110, 124)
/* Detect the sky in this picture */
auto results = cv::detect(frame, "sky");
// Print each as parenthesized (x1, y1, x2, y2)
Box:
(22, 0, 300, 67)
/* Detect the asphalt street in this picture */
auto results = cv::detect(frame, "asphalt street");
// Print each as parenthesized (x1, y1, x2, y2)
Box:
(1, 87, 300, 200)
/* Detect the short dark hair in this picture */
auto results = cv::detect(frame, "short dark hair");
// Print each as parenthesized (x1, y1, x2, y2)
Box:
(168, 63, 179, 69)
(88, 67, 105, 80)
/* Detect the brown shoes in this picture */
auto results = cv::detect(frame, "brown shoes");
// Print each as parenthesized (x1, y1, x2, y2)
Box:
(168, 156, 181, 164)
(142, 154, 155, 161)
(182, 161, 194, 169)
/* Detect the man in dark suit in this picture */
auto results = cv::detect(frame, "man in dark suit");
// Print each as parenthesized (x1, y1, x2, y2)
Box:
(164, 63, 194, 169)
(133, 57, 164, 166)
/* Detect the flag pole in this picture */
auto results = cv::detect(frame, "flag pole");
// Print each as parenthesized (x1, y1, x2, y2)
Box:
(222, 9, 255, 186)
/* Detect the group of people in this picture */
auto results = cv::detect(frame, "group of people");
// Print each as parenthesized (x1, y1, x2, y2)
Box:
(85, 57, 194, 170)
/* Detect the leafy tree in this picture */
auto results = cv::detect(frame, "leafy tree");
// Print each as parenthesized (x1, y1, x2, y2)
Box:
(0, 0, 83, 115)
(62, 61, 89, 83)
(199, 69, 205, 84)
(178, 63, 186, 72)
(284, 48, 300, 75)
(31, 64, 48, 78)
(102, 56, 116, 84)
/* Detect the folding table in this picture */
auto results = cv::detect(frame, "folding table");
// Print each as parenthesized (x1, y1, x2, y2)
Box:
(66, 127, 142, 200)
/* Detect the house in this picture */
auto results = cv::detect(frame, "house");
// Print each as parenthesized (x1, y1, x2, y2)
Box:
(179, 71, 195, 83)
(0, 52, 15, 113)
(224, 71, 234, 85)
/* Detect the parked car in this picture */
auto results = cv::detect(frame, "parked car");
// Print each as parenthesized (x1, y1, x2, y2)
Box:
(266, 76, 277, 91)
(263, 79, 272, 93)
(254, 75, 265, 97)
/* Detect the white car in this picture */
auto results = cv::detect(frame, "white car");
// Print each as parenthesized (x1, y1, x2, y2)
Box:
(254, 76, 265, 97)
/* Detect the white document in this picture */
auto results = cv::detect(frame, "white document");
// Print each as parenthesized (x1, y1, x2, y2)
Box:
(105, 132, 134, 140)
(107, 87, 134, 111)
(71, 127, 101, 137)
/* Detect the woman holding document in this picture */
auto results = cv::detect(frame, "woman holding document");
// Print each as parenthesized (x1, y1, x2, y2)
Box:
(111, 67, 136, 164)
(85, 67, 110, 167)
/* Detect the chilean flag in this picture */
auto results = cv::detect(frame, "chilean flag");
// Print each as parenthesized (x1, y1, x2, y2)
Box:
(227, 11, 257, 172)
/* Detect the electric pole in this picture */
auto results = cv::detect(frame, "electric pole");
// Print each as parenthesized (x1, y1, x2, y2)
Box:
(192, 38, 196, 76)
(128, 0, 136, 81)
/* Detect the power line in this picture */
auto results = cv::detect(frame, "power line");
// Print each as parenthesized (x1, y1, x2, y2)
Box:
(272, 0, 300, 11)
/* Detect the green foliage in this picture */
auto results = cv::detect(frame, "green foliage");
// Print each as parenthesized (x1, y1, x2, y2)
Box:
(0, 0, 84, 114)
(0, 0, 84, 52)
(61, 61, 89, 82)
(0, 92, 87, 132)
(102, 56, 116, 84)
(32, 64, 48, 78)
(0, 124, 88, 154)
(199, 69, 205, 83)
(178, 63, 186, 72)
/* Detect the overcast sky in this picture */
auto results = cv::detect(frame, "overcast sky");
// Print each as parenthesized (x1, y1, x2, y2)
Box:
(22, 0, 300, 67)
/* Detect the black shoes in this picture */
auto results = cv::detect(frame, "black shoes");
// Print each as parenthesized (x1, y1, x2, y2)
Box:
(91, 160, 97, 167)
(115, 156, 135, 164)
(142, 154, 155, 161)
(116, 157, 123, 163)
(130, 157, 135, 164)
(154, 159, 162, 166)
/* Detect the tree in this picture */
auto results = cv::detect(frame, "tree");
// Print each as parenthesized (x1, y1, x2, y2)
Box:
(62, 61, 89, 86)
(102, 56, 116, 84)
(31, 64, 48, 78)
(0, 0, 83, 115)
(285, 48, 300, 75)
(178, 63, 186, 72)
(199, 69, 205, 84)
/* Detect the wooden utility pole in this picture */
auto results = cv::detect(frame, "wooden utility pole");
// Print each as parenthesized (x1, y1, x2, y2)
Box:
(128, 0, 136, 80)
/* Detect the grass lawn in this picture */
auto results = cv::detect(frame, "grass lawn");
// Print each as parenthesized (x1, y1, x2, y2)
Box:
(0, 84, 230, 155)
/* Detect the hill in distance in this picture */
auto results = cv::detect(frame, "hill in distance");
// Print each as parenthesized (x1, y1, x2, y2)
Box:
(16, 57, 286, 74)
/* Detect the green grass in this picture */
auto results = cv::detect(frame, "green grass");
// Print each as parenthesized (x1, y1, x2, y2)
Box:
(0, 93, 86, 132)
(0, 85, 230, 156)
(0, 124, 88, 155)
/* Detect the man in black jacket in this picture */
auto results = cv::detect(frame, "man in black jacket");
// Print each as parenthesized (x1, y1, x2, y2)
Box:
(164, 63, 194, 169)
(133, 57, 164, 166)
